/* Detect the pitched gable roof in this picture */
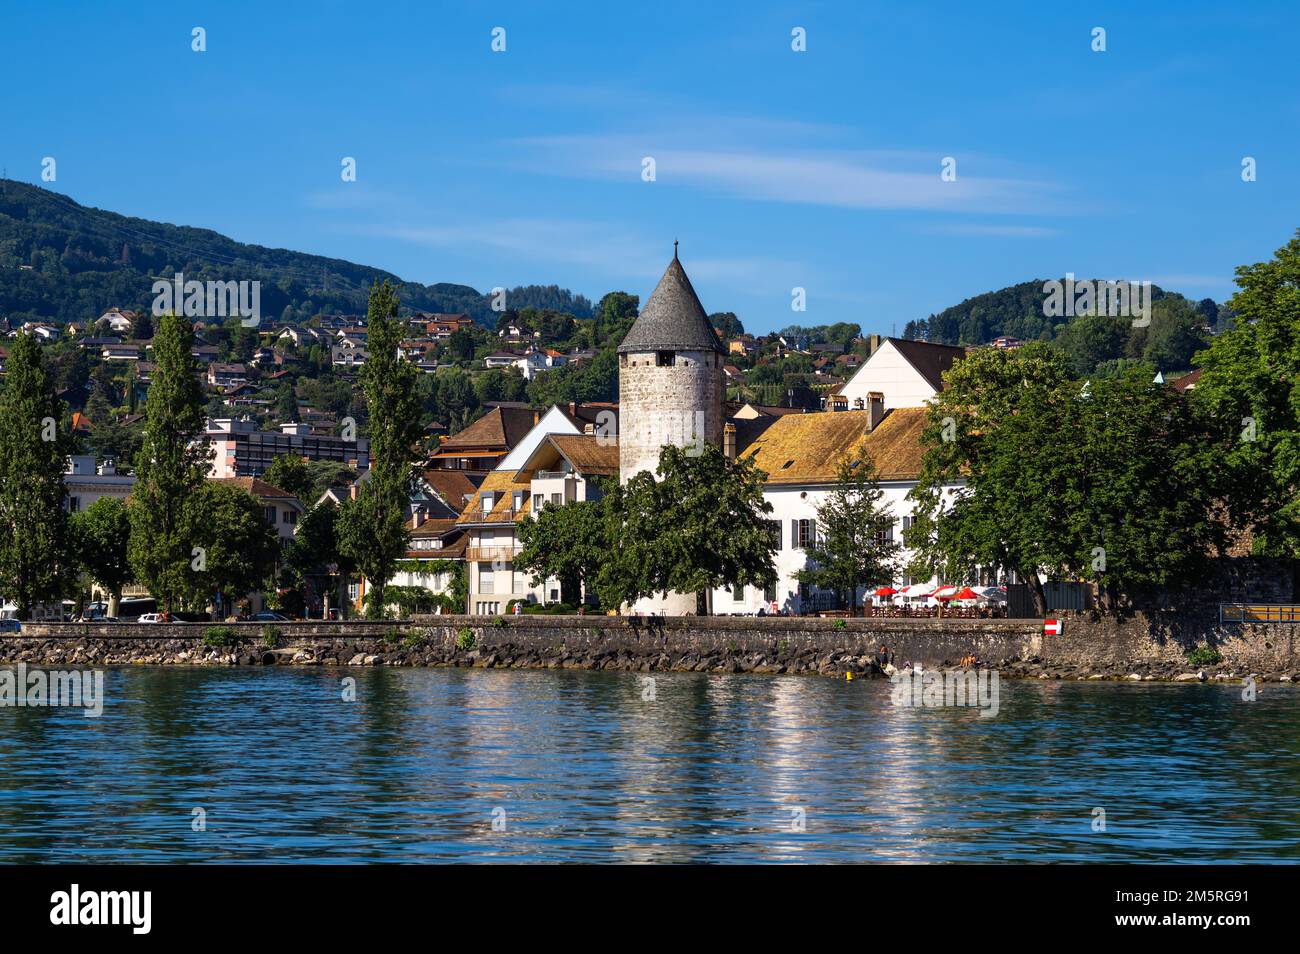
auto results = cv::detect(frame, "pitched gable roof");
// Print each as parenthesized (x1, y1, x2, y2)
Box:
(738, 407, 928, 484)
(212, 476, 304, 508)
(617, 254, 725, 355)
(437, 405, 538, 453)
(421, 469, 483, 509)
(546, 434, 619, 476)
(887, 338, 965, 392)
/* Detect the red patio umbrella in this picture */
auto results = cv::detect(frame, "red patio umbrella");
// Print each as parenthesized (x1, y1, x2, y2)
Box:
(953, 586, 981, 600)
(874, 586, 899, 597)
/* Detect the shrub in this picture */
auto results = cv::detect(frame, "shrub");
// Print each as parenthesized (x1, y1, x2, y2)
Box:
(402, 627, 432, 651)
(1186, 645, 1222, 667)
(203, 626, 237, 648)
(384, 627, 404, 645)
(492, 615, 507, 628)
(261, 625, 281, 649)
(833, 619, 847, 631)
(457, 626, 476, 650)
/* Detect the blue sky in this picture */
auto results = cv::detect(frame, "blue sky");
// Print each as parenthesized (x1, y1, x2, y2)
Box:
(5, 1, 1299, 333)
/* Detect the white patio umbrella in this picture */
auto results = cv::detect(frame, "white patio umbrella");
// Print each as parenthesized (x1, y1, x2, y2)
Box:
(901, 583, 934, 601)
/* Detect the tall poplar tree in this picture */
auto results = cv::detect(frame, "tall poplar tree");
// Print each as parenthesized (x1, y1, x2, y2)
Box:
(0, 332, 74, 618)
(128, 312, 208, 614)
(337, 281, 423, 617)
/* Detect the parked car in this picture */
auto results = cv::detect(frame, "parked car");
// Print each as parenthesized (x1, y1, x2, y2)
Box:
(136, 613, 163, 624)
(247, 611, 289, 622)
(0, 619, 21, 633)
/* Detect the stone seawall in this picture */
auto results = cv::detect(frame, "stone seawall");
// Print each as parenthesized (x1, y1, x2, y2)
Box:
(3, 612, 1299, 681)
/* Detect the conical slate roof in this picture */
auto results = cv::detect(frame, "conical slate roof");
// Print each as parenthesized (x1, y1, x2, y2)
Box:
(617, 252, 725, 354)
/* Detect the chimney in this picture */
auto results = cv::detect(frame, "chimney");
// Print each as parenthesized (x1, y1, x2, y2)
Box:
(868, 392, 885, 431)
(413, 509, 425, 529)
(533, 409, 540, 426)
(869, 333, 881, 354)
(583, 422, 595, 435)
(723, 422, 737, 460)
(349, 483, 358, 501)
(568, 401, 577, 419)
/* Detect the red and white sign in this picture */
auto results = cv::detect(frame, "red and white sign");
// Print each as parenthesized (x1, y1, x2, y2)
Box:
(1044, 618, 1063, 636)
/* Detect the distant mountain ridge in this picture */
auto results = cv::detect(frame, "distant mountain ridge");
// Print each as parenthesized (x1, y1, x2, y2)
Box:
(0, 179, 592, 326)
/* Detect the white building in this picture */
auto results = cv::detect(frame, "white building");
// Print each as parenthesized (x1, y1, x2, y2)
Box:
(836, 337, 965, 410)
(460, 428, 617, 614)
(64, 455, 135, 513)
(450, 256, 968, 616)
(708, 406, 960, 614)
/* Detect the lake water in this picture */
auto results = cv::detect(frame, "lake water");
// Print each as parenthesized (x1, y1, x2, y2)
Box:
(0, 667, 1296, 863)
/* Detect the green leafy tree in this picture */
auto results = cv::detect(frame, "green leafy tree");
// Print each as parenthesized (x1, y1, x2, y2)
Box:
(1142, 296, 1209, 371)
(303, 460, 359, 503)
(515, 497, 608, 605)
(127, 312, 208, 614)
(710, 311, 745, 339)
(132, 312, 154, 341)
(70, 497, 133, 616)
(905, 344, 1080, 615)
(600, 444, 777, 612)
(1052, 313, 1128, 376)
(1193, 230, 1300, 554)
(908, 343, 1225, 614)
(264, 454, 313, 503)
(183, 481, 281, 615)
(285, 501, 355, 617)
(446, 328, 477, 363)
(795, 460, 900, 616)
(1069, 371, 1226, 610)
(337, 281, 423, 617)
(0, 333, 74, 617)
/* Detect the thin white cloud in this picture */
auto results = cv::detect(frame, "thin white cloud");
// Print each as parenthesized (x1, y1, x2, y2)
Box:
(924, 223, 1061, 238)
(1147, 273, 1230, 289)
(513, 133, 1065, 215)
(302, 187, 401, 211)
(350, 219, 803, 289)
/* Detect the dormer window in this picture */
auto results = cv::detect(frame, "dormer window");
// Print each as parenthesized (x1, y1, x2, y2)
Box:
(656, 351, 675, 367)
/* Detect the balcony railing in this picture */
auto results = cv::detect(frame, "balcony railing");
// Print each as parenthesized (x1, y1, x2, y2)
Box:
(466, 546, 519, 563)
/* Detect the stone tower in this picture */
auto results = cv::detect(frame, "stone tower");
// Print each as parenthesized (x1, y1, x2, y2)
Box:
(618, 247, 726, 615)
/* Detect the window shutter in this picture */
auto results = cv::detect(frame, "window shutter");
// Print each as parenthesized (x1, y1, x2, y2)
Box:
(791, 519, 798, 549)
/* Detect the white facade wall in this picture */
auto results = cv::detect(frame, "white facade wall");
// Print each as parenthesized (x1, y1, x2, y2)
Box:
(708, 479, 964, 615)
(837, 340, 938, 410)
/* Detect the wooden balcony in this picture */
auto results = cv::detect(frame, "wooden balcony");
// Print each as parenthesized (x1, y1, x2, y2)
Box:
(466, 546, 519, 564)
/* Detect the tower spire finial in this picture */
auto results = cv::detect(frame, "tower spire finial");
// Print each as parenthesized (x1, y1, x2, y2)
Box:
(673, 239, 678, 260)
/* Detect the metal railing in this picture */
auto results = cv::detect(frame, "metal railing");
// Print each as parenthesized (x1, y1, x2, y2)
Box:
(1220, 603, 1300, 624)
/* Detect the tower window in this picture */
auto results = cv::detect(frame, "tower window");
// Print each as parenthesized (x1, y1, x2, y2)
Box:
(656, 350, 675, 367)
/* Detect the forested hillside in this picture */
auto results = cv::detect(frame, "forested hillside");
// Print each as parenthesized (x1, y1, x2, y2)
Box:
(903, 278, 1227, 374)
(0, 179, 589, 325)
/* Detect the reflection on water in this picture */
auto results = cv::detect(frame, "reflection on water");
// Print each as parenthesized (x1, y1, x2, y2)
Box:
(0, 667, 1296, 863)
